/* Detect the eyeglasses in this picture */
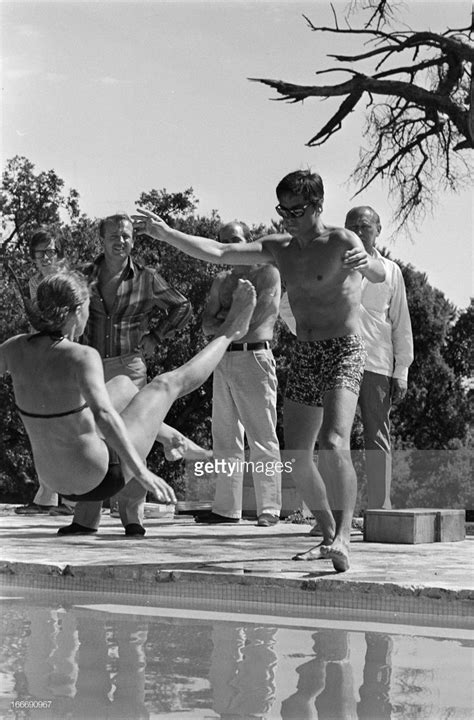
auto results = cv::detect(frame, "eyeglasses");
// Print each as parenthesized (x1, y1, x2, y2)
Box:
(33, 248, 59, 260)
(275, 202, 313, 219)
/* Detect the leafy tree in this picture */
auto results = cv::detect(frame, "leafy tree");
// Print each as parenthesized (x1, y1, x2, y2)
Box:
(352, 252, 473, 511)
(1, 155, 80, 250)
(137, 187, 198, 224)
(443, 299, 474, 378)
(392, 256, 471, 448)
(251, 1, 473, 232)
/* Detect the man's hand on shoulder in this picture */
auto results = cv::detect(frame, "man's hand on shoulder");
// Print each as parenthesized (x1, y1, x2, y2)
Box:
(340, 229, 385, 283)
(342, 246, 371, 273)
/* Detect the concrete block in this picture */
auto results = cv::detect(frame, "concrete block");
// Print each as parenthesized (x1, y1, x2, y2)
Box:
(364, 508, 466, 544)
(434, 509, 465, 541)
(364, 509, 437, 544)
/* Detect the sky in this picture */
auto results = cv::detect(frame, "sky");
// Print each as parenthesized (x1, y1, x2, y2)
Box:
(2, 0, 472, 309)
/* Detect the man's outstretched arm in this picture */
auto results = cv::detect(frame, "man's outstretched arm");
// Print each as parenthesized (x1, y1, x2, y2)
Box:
(133, 208, 274, 266)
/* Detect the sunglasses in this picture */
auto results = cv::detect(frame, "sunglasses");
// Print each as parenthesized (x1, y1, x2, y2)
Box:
(33, 248, 59, 260)
(275, 202, 313, 219)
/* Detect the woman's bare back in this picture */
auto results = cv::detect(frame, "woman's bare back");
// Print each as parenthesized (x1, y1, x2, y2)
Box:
(5, 334, 109, 494)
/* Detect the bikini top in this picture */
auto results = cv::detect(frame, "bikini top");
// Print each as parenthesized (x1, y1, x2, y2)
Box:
(18, 333, 88, 418)
(15, 402, 88, 419)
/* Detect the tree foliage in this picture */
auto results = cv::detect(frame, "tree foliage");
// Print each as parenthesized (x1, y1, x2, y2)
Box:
(1, 155, 80, 250)
(250, 1, 473, 232)
(383, 252, 472, 449)
(443, 299, 474, 378)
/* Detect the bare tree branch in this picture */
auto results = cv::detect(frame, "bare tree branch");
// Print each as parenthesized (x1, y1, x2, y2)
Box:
(250, 2, 473, 233)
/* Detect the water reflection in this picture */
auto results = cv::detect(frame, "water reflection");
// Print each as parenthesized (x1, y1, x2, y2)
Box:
(281, 630, 357, 719)
(0, 599, 471, 719)
(210, 624, 277, 717)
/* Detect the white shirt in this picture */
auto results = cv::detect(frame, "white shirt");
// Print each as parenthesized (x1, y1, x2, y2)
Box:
(278, 249, 414, 381)
(360, 251, 413, 381)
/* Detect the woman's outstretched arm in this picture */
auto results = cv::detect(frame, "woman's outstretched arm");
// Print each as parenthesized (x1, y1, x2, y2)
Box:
(75, 346, 177, 504)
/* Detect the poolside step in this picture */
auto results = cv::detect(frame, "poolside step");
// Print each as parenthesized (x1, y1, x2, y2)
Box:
(364, 508, 465, 544)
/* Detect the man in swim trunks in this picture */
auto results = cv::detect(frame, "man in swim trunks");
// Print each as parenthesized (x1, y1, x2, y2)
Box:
(280, 206, 414, 511)
(133, 170, 385, 571)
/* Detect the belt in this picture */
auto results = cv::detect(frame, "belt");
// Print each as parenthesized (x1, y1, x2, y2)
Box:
(227, 341, 270, 352)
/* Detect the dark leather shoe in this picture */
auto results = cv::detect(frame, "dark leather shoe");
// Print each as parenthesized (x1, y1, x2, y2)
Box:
(57, 522, 97, 535)
(125, 523, 146, 536)
(194, 511, 240, 524)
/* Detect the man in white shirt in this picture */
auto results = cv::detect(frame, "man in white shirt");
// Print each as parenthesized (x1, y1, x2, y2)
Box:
(344, 206, 413, 509)
(279, 206, 413, 509)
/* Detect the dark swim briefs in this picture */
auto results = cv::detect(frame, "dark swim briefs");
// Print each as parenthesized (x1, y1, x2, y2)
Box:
(285, 335, 366, 406)
(62, 448, 126, 501)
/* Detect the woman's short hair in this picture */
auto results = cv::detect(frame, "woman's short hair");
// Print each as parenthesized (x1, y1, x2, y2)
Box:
(28, 270, 89, 334)
(276, 170, 324, 204)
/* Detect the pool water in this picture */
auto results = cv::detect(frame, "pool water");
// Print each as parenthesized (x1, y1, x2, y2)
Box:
(1, 590, 472, 719)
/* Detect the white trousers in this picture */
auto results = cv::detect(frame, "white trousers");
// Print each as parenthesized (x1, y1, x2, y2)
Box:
(211, 349, 282, 519)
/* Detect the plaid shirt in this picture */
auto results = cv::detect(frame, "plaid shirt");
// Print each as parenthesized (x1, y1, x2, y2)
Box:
(83, 254, 192, 358)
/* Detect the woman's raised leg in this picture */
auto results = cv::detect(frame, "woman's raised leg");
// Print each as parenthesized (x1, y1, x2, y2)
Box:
(104, 377, 211, 461)
(119, 280, 256, 463)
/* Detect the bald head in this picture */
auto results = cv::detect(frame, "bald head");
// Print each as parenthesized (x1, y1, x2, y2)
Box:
(345, 206, 381, 229)
(218, 221, 252, 245)
(345, 206, 381, 253)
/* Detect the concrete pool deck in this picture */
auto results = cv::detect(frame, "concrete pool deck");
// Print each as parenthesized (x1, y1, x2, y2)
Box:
(1, 505, 473, 620)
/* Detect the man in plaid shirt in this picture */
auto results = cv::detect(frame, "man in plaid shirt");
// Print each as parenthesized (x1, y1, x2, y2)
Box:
(58, 212, 203, 537)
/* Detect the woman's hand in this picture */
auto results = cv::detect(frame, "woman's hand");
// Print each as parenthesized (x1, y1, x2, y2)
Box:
(137, 468, 177, 505)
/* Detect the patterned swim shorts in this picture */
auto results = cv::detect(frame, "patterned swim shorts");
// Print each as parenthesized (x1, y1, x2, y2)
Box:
(285, 335, 366, 406)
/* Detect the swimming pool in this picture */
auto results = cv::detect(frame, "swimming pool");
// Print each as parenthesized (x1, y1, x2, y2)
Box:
(1, 588, 472, 719)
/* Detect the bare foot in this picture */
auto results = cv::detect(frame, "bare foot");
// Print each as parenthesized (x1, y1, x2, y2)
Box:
(320, 537, 350, 573)
(292, 541, 326, 561)
(219, 279, 256, 341)
(163, 434, 213, 462)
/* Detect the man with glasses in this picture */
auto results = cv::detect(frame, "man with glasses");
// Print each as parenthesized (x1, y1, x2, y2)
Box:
(197, 220, 282, 526)
(133, 170, 385, 571)
(279, 205, 413, 512)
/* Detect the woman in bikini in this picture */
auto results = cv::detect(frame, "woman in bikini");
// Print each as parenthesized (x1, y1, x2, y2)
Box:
(0, 270, 256, 506)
